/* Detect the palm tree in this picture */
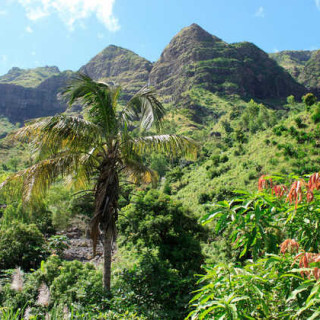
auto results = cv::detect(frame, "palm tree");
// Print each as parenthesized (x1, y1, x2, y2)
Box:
(0, 74, 197, 290)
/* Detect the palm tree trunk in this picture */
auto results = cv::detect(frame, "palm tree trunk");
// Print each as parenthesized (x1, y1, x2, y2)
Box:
(103, 224, 113, 290)
(92, 161, 119, 291)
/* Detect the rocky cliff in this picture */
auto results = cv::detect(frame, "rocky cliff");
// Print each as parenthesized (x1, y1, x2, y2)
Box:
(0, 24, 311, 123)
(270, 50, 320, 91)
(0, 71, 72, 123)
(79, 45, 153, 99)
(149, 24, 305, 102)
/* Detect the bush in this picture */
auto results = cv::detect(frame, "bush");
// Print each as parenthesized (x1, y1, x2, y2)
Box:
(119, 190, 204, 276)
(273, 125, 288, 136)
(312, 104, 320, 124)
(0, 222, 49, 271)
(0, 255, 109, 313)
(198, 192, 211, 204)
(302, 92, 317, 107)
(0, 203, 55, 235)
(113, 256, 193, 320)
(294, 117, 305, 128)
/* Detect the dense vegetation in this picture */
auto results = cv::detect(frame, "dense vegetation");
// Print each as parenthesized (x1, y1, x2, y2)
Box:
(1, 55, 320, 318)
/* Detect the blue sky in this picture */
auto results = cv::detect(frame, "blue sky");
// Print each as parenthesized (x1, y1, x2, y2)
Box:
(0, 0, 319, 75)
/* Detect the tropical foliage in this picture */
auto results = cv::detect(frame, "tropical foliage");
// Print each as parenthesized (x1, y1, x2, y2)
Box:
(0, 73, 197, 291)
(187, 173, 320, 319)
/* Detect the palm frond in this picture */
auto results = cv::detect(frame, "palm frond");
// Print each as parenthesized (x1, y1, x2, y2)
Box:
(123, 158, 158, 187)
(37, 115, 103, 159)
(0, 152, 94, 204)
(9, 115, 103, 159)
(8, 117, 52, 142)
(123, 86, 165, 131)
(62, 73, 118, 135)
(128, 134, 198, 159)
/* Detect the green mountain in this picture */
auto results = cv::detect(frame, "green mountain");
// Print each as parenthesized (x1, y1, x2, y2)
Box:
(299, 50, 320, 89)
(270, 50, 320, 91)
(270, 50, 312, 79)
(0, 23, 310, 124)
(150, 24, 305, 102)
(0, 66, 61, 87)
(79, 45, 153, 99)
(0, 71, 73, 123)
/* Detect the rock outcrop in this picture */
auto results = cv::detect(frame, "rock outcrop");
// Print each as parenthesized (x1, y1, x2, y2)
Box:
(149, 24, 305, 102)
(0, 72, 72, 123)
(0, 24, 311, 123)
(270, 50, 320, 92)
(79, 45, 153, 99)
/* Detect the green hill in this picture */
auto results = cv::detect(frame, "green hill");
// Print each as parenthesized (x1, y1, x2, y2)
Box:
(0, 66, 61, 87)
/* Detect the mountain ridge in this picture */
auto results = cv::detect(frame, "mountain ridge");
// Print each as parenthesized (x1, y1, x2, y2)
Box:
(0, 23, 313, 123)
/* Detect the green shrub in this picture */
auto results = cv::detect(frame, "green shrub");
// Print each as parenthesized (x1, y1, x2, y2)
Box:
(273, 125, 288, 136)
(294, 117, 305, 128)
(49, 260, 107, 306)
(119, 190, 204, 276)
(0, 255, 109, 313)
(302, 92, 317, 107)
(0, 202, 55, 235)
(198, 192, 211, 204)
(113, 256, 193, 320)
(0, 222, 48, 271)
(312, 104, 320, 124)
(46, 235, 69, 256)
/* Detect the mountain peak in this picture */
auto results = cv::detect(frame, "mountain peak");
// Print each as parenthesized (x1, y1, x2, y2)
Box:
(174, 23, 222, 43)
(80, 44, 152, 98)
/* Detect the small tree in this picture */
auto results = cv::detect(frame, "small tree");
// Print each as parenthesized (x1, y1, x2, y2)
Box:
(302, 93, 317, 109)
(286, 94, 296, 106)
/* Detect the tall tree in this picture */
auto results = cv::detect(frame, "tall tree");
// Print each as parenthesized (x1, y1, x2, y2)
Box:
(0, 74, 197, 290)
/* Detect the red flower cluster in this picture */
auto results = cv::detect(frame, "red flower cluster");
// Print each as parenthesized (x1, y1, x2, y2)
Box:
(293, 252, 320, 280)
(308, 173, 320, 191)
(280, 239, 320, 281)
(258, 175, 273, 191)
(272, 185, 288, 198)
(258, 173, 319, 208)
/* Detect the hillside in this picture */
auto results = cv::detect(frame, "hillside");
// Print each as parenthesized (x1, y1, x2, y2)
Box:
(1, 23, 320, 320)
(271, 49, 320, 91)
(167, 99, 320, 215)
(79, 45, 153, 99)
(150, 24, 305, 103)
(0, 23, 308, 124)
(270, 50, 313, 79)
(0, 66, 61, 88)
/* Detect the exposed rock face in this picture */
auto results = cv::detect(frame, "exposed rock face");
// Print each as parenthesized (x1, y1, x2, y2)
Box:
(270, 50, 320, 91)
(0, 24, 311, 124)
(79, 45, 153, 99)
(149, 24, 305, 101)
(270, 50, 313, 79)
(0, 72, 72, 123)
(298, 50, 320, 89)
(233, 42, 305, 98)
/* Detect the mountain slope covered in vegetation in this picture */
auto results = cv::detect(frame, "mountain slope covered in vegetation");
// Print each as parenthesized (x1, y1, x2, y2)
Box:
(0, 23, 320, 320)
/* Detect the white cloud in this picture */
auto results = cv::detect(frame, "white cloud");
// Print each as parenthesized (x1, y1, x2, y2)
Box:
(0, 10, 7, 16)
(255, 6, 265, 18)
(316, 0, 320, 10)
(31, 51, 36, 56)
(0, 55, 7, 64)
(97, 32, 105, 39)
(15, 0, 120, 32)
(26, 26, 33, 33)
